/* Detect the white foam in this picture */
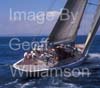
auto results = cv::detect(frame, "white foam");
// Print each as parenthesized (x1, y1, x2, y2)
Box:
(63, 83, 82, 88)
(20, 81, 36, 88)
(86, 53, 100, 62)
(89, 53, 100, 58)
(4, 79, 18, 86)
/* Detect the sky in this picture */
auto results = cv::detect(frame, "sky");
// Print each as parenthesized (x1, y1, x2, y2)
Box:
(0, 0, 100, 36)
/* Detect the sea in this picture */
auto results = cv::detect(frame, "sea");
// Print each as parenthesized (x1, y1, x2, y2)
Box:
(0, 35, 100, 88)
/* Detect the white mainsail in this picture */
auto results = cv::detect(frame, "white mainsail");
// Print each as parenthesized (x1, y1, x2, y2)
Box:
(48, 0, 87, 45)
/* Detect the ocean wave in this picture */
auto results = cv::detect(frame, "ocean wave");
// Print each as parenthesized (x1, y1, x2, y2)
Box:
(85, 53, 100, 63)
(4, 79, 18, 86)
(0, 53, 100, 88)
(16, 81, 36, 88)
(63, 83, 82, 88)
(89, 53, 100, 58)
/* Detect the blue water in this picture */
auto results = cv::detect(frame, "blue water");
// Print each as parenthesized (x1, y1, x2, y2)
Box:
(0, 36, 100, 88)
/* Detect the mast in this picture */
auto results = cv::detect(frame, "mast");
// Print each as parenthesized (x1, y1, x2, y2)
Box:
(83, 2, 100, 56)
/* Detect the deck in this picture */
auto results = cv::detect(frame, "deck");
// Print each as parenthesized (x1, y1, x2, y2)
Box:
(13, 51, 82, 72)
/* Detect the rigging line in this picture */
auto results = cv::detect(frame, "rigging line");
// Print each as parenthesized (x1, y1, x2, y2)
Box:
(32, 0, 57, 42)
(38, 0, 57, 36)
(47, 0, 57, 11)
(31, 0, 57, 45)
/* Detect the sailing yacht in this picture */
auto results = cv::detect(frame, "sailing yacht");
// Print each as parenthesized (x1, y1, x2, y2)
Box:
(13, 0, 100, 76)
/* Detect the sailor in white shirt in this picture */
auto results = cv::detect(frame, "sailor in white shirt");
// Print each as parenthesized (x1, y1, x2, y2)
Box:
(40, 44, 44, 51)
(24, 52, 28, 58)
(33, 44, 37, 51)
(39, 53, 44, 59)
(31, 51, 36, 59)
(37, 46, 41, 51)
